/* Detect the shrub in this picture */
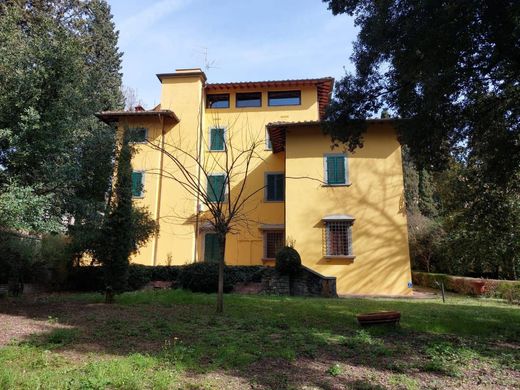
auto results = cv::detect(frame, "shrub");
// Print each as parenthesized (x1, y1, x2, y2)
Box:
(177, 263, 234, 293)
(494, 282, 520, 304)
(177, 264, 266, 294)
(412, 271, 520, 302)
(0, 233, 46, 289)
(127, 265, 153, 291)
(275, 246, 301, 275)
(226, 266, 266, 284)
(65, 264, 265, 293)
(150, 266, 180, 282)
(40, 234, 72, 289)
(67, 266, 105, 291)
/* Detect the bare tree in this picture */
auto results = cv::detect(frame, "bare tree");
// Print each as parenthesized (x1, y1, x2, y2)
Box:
(145, 119, 266, 313)
(121, 85, 144, 111)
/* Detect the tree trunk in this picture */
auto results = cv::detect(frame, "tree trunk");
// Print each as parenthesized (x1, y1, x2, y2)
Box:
(216, 233, 226, 313)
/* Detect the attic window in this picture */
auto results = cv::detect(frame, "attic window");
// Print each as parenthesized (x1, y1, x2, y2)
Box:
(236, 92, 261, 108)
(268, 90, 301, 106)
(207, 94, 229, 109)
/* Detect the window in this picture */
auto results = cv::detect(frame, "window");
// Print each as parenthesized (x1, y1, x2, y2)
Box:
(209, 127, 225, 151)
(268, 90, 301, 106)
(128, 127, 147, 143)
(265, 129, 272, 150)
(206, 94, 229, 109)
(324, 154, 348, 185)
(131, 171, 144, 197)
(324, 221, 353, 257)
(204, 233, 222, 262)
(265, 173, 284, 201)
(264, 230, 284, 259)
(207, 174, 226, 202)
(236, 92, 261, 108)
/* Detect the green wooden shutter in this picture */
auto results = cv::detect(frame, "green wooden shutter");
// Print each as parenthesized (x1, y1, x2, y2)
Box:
(267, 174, 276, 200)
(204, 233, 220, 262)
(210, 128, 224, 150)
(275, 174, 284, 201)
(131, 172, 143, 197)
(266, 174, 284, 201)
(327, 156, 346, 185)
(208, 175, 225, 202)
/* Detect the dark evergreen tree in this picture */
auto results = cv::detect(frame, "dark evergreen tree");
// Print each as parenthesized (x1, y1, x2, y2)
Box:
(67, 0, 124, 259)
(323, 0, 519, 175)
(323, 0, 520, 279)
(99, 131, 133, 302)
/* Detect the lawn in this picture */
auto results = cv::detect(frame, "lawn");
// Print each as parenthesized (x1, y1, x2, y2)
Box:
(0, 290, 519, 389)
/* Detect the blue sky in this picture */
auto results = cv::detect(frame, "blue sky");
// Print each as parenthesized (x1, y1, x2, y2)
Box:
(109, 0, 357, 108)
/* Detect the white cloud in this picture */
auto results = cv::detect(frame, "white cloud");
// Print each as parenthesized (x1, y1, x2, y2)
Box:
(118, 0, 191, 44)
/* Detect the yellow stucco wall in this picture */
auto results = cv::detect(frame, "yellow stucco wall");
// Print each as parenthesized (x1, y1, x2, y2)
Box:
(285, 124, 412, 295)
(126, 75, 320, 267)
(115, 71, 411, 295)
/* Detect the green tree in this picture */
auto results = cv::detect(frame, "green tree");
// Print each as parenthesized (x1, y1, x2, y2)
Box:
(67, 0, 124, 259)
(324, 0, 520, 279)
(323, 0, 519, 175)
(0, 1, 122, 236)
(0, 1, 156, 290)
(95, 130, 157, 303)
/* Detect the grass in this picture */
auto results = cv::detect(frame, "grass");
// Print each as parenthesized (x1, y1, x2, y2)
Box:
(1, 290, 519, 389)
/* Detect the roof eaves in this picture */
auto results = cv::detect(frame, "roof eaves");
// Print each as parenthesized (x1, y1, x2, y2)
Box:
(95, 110, 180, 124)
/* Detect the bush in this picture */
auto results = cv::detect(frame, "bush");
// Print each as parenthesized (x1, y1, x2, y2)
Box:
(412, 271, 520, 302)
(127, 265, 153, 291)
(0, 233, 46, 288)
(65, 263, 265, 293)
(178, 263, 233, 293)
(275, 246, 301, 275)
(226, 265, 266, 284)
(177, 263, 266, 294)
(67, 266, 105, 291)
(493, 282, 520, 304)
(150, 266, 180, 282)
(67, 264, 180, 292)
(40, 234, 72, 289)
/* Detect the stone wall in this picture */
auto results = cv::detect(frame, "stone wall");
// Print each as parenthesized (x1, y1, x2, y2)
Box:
(261, 266, 337, 298)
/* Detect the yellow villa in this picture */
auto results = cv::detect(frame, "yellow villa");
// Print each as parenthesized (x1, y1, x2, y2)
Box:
(97, 68, 412, 296)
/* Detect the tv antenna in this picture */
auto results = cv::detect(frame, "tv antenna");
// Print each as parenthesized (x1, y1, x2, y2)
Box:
(194, 46, 218, 72)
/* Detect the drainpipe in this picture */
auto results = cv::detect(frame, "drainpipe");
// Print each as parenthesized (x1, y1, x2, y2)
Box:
(152, 114, 166, 266)
(193, 82, 205, 262)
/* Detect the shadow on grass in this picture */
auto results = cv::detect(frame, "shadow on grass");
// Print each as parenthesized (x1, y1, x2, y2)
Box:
(0, 290, 519, 389)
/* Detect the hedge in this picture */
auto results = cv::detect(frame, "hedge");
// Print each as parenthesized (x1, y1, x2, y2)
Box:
(67, 265, 180, 292)
(66, 263, 266, 293)
(412, 271, 520, 304)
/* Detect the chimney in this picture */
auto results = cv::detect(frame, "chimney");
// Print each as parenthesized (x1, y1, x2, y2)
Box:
(134, 105, 145, 112)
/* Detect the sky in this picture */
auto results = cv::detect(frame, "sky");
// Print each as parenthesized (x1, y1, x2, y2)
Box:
(108, 0, 357, 108)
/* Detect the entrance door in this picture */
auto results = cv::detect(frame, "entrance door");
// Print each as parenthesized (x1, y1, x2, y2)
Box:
(204, 233, 221, 262)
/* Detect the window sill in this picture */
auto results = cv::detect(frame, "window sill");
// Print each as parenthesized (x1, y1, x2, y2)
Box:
(322, 183, 352, 187)
(264, 199, 284, 203)
(324, 255, 356, 260)
(207, 149, 225, 153)
(132, 196, 145, 199)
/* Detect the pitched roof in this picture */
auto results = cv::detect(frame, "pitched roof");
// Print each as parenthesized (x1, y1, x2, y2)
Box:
(206, 77, 334, 119)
